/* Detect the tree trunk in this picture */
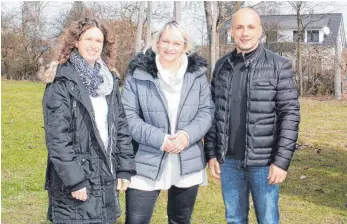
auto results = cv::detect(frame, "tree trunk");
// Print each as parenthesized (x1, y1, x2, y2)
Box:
(135, 2, 145, 53)
(210, 1, 218, 76)
(216, 31, 219, 61)
(173, 1, 181, 22)
(204, 1, 213, 46)
(335, 36, 342, 100)
(145, 1, 152, 48)
(204, 1, 219, 78)
(296, 4, 303, 96)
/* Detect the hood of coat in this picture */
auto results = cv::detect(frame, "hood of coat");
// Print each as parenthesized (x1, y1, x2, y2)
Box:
(127, 49, 208, 79)
(37, 60, 120, 84)
(37, 61, 60, 84)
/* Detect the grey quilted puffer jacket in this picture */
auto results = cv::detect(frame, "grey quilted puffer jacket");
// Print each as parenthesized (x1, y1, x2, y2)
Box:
(121, 49, 214, 180)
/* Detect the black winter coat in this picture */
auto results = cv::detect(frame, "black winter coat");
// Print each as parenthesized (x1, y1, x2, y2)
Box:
(42, 61, 136, 223)
(204, 45, 300, 171)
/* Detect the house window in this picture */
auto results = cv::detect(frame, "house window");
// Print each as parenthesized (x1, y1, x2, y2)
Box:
(307, 30, 319, 42)
(266, 31, 278, 42)
(293, 31, 304, 42)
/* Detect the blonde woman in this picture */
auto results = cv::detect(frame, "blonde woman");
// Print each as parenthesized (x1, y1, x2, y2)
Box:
(121, 21, 214, 224)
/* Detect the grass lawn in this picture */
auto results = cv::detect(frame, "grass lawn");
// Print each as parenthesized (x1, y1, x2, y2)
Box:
(1, 80, 347, 223)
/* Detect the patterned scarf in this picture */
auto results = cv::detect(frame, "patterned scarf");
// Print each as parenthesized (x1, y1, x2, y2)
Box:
(69, 51, 113, 97)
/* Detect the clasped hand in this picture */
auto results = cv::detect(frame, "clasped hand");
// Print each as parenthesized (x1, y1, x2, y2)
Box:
(162, 131, 189, 154)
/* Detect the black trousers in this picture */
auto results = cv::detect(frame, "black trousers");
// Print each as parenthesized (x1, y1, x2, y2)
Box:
(125, 185, 199, 224)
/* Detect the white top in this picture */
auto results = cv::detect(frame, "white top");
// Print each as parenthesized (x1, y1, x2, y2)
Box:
(129, 54, 207, 191)
(89, 95, 109, 150)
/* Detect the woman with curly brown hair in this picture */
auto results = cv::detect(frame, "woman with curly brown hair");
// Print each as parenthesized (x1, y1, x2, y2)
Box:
(40, 17, 136, 223)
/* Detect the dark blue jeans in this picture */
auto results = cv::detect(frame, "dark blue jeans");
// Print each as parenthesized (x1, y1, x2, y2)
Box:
(125, 185, 199, 224)
(220, 158, 279, 224)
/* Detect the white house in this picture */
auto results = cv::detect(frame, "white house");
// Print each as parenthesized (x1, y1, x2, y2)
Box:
(221, 13, 346, 50)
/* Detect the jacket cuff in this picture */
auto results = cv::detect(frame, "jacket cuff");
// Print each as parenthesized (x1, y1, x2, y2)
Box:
(273, 155, 291, 171)
(181, 127, 196, 147)
(205, 152, 217, 162)
(69, 179, 88, 192)
(117, 171, 133, 181)
(178, 130, 190, 145)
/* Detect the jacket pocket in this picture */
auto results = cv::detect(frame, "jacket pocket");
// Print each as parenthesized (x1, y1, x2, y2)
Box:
(252, 79, 276, 89)
(46, 98, 65, 128)
(75, 153, 94, 180)
(46, 97, 64, 112)
(253, 79, 275, 86)
(51, 189, 76, 221)
(75, 185, 103, 220)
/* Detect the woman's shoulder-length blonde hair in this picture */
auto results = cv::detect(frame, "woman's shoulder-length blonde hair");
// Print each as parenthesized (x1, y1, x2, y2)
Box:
(150, 21, 193, 55)
(55, 17, 116, 68)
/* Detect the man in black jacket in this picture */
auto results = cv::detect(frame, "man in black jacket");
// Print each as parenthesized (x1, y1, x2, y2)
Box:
(204, 8, 300, 224)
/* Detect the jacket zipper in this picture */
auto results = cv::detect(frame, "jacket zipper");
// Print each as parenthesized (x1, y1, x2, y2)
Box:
(72, 84, 113, 173)
(152, 81, 171, 180)
(223, 57, 234, 160)
(243, 54, 251, 169)
(174, 75, 199, 175)
(107, 82, 117, 176)
(57, 74, 113, 174)
(109, 124, 114, 175)
(72, 100, 77, 147)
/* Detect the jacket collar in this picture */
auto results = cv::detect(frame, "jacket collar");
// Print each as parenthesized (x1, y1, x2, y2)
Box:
(241, 44, 264, 68)
(127, 48, 208, 80)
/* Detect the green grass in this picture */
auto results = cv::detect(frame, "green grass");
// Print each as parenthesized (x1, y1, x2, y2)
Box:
(298, 98, 347, 151)
(2, 81, 347, 223)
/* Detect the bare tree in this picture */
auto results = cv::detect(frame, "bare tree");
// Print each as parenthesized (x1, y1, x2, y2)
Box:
(182, 2, 207, 46)
(151, 2, 173, 22)
(288, 1, 336, 96)
(135, 2, 145, 53)
(64, 2, 91, 28)
(253, 1, 281, 15)
(1, 2, 51, 80)
(288, 1, 305, 96)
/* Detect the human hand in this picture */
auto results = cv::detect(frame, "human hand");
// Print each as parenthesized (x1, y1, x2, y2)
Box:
(71, 187, 87, 201)
(163, 131, 189, 154)
(117, 178, 130, 191)
(162, 137, 176, 153)
(268, 164, 287, 185)
(208, 158, 221, 179)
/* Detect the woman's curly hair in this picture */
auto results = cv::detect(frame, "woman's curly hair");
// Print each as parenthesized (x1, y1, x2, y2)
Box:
(55, 18, 116, 68)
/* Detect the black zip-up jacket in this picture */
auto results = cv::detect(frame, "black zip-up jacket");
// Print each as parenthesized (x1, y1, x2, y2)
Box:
(41, 61, 136, 223)
(204, 45, 300, 171)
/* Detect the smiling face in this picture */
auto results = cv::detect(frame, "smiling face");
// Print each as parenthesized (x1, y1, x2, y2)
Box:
(230, 8, 262, 54)
(75, 27, 104, 65)
(156, 27, 187, 67)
